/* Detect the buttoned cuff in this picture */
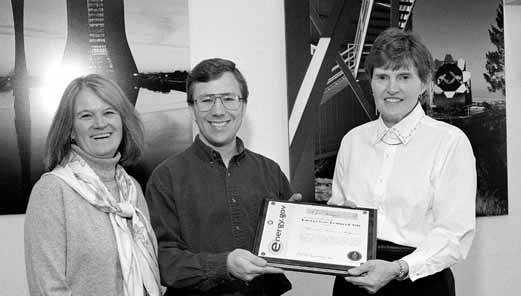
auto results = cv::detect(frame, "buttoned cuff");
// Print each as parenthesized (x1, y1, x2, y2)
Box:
(401, 253, 428, 281)
(206, 252, 230, 280)
(206, 252, 246, 289)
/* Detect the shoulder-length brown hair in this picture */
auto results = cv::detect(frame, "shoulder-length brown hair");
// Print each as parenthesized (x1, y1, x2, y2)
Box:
(44, 74, 144, 170)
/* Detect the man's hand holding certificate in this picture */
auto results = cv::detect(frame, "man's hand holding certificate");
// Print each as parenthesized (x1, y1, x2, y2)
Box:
(254, 200, 377, 275)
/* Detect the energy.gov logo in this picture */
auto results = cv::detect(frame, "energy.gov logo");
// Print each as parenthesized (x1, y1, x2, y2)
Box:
(269, 204, 287, 254)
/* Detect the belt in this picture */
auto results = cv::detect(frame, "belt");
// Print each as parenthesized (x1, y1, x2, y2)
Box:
(376, 240, 415, 261)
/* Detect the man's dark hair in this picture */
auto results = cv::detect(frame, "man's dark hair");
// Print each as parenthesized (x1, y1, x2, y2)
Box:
(186, 58, 249, 105)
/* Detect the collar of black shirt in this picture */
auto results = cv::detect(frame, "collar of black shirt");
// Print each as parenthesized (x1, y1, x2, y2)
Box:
(193, 135, 247, 165)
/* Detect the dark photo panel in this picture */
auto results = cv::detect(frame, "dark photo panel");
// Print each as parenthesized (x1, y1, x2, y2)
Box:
(0, 0, 191, 214)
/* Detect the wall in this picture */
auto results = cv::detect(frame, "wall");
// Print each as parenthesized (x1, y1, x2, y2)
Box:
(0, 214, 27, 295)
(188, 0, 290, 174)
(1, 2, 520, 296)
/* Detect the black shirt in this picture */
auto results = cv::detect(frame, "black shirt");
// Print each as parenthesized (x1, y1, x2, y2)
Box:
(146, 136, 293, 295)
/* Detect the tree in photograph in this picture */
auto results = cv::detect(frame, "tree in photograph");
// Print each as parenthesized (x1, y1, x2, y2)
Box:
(483, 1, 505, 96)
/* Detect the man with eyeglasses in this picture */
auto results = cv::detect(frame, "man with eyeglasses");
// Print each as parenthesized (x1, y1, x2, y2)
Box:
(146, 58, 300, 296)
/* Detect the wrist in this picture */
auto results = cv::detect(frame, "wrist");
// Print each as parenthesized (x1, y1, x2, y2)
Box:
(394, 260, 409, 281)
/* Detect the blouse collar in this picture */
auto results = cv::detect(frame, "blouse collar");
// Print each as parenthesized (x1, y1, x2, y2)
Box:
(375, 103, 426, 145)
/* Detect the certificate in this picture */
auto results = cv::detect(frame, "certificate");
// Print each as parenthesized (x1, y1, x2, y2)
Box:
(253, 199, 377, 275)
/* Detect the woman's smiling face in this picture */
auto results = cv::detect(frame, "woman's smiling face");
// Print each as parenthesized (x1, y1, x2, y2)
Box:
(371, 63, 426, 127)
(71, 88, 123, 158)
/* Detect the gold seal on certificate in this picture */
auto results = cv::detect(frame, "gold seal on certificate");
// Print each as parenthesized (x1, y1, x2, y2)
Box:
(253, 199, 377, 275)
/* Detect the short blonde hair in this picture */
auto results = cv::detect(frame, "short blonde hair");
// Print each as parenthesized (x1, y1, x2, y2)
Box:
(365, 27, 434, 85)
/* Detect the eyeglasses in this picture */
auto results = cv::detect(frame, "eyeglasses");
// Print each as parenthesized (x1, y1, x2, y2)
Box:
(195, 94, 243, 112)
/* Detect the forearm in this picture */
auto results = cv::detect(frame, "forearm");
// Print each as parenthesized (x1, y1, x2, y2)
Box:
(159, 247, 239, 292)
(402, 226, 474, 281)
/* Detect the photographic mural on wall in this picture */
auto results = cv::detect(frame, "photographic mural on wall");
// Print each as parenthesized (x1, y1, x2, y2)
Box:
(285, 0, 507, 216)
(0, 0, 191, 214)
(415, 0, 507, 216)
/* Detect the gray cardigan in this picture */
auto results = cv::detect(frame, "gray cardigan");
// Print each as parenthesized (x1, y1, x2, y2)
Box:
(24, 151, 151, 296)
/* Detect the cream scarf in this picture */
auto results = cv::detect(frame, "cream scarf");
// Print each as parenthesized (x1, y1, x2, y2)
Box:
(49, 150, 162, 296)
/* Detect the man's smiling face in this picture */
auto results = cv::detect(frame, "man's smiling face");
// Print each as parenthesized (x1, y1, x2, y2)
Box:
(190, 72, 246, 150)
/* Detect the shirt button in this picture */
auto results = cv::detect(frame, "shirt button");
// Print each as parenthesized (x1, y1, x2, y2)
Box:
(227, 172, 231, 177)
(235, 226, 240, 231)
(231, 198, 237, 203)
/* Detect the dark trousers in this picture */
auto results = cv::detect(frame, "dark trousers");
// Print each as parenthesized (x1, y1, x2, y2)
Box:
(332, 268, 455, 296)
(332, 240, 455, 296)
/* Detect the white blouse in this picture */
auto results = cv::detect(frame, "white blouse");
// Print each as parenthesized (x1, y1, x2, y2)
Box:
(329, 104, 476, 281)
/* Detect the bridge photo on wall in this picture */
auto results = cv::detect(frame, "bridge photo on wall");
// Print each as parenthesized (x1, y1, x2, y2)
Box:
(285, 0, 507, 217)
(0, 0, 191, 214)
